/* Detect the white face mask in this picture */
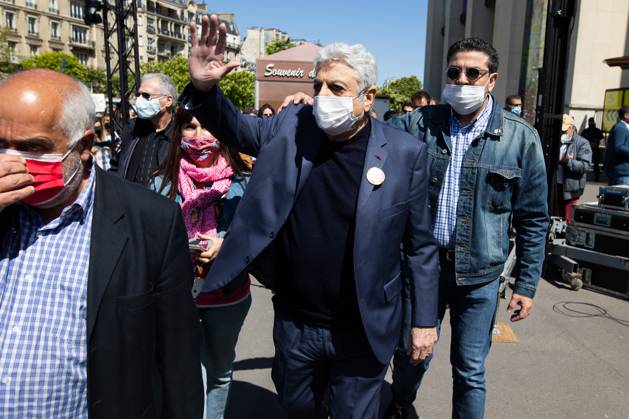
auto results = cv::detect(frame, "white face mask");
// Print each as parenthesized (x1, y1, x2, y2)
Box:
(134, 96, 163, 119)
(441, 83, 488, 115)
(312, 93, 364, 136)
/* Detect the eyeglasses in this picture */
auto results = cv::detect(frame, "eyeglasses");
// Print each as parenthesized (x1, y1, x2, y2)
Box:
(446, 66, 490, 82)
(135, 91, 165, 100)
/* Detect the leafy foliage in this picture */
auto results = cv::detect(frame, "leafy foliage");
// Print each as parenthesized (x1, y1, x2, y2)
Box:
(141, 55, 190, 93)
(265, 38, 295, 56)
(0, 27, 9, 64)
(140, 56, 255, 110)
(20, 52, 88, 82)
(378, 76, 422, 112)
(219, 70, 255, 110)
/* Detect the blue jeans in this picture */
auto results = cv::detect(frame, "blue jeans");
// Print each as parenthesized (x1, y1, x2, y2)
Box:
(271, 316, 388, 419)
(392, 258, 499, 419)
(608, 175, 629, 186)
(199, 295, 252, 419)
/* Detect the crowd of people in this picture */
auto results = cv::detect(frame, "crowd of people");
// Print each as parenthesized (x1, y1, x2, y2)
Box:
(1, 11, 629, 419)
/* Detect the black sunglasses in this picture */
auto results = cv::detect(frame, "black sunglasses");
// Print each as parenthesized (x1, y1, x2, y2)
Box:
(446, 67, 489, 82)
(135, 91, 165, 100)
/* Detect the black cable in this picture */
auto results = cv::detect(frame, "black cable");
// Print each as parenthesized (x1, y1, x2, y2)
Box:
(552, 301, 629, 327)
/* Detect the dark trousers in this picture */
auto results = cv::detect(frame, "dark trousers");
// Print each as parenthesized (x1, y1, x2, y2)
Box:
(271, 316, 387, 419)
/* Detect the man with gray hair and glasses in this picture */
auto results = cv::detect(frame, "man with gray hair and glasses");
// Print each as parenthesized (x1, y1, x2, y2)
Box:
(111, 73, 178, 186)
(181, 15, 439, 419)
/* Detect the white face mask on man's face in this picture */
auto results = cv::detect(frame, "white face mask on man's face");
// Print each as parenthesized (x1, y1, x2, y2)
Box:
(312, 93, 364, 136)
(441, 83, 488, 116)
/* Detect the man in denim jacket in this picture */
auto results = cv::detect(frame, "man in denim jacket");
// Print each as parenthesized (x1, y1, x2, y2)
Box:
(385, 38, 549, 419)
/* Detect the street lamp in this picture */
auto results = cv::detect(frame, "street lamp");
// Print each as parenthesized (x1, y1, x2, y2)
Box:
(84, 0, 103, 25)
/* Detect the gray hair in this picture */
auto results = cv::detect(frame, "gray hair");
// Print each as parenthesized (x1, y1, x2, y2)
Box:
(314, 43, 377, 91)
(61, 79, 96, 147)
(142, 73, 178, 109)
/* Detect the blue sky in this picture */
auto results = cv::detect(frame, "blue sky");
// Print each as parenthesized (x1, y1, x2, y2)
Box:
(204, 0, 428, 85)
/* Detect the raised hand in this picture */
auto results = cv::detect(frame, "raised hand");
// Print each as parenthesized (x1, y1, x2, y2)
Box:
(189, 14, 240, 92)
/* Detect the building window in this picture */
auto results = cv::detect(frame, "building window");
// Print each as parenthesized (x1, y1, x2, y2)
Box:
(8, 41, 17, 63)
(26, 0, 37, 9)
(71, 2, 84, 19)
(27, 16, 38, 35)
(4, 11, 15, 30)
(30, 45, 39, 57)
(72, 25, 88, 44)
(51, 21, 60, 39)
(49, 0, 58, 13)
(75, 52, 89, 66)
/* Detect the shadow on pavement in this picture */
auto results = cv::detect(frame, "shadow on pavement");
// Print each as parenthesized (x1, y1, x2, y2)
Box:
(233, 357, 274, 371)
(226, 380, 284, 418)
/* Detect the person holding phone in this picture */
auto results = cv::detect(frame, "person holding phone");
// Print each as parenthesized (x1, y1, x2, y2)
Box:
(150, 107, 251, 419)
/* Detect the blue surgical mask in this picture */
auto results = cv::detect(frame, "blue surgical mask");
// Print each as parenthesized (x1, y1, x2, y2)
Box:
(134, 96, 162, 119)
(510, 106, 522, 116)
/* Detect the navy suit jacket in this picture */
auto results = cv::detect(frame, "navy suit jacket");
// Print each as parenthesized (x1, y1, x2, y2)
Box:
(181, 85, 439, 364)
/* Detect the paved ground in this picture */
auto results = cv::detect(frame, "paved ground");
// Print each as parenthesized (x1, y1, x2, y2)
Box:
(224, 182, 629, 419)
(225, 276, 629, 419)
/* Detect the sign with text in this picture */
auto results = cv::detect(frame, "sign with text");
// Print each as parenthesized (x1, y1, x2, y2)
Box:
(603, 88, 629, 132)
(256, 59, 316, 82)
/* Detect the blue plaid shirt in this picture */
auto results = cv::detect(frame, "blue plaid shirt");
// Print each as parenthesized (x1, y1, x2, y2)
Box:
(433, 97, 493, 248)
(0, 169, 95, 418)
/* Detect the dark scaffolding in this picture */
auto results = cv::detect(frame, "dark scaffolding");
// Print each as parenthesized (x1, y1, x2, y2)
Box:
(534, 0, 576, 215)
(85, 0, 141, 156)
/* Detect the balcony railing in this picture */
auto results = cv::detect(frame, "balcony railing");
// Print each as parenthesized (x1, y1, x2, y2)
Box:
(50, 34, 62, 41)
(158, 27, 185, 41)
(147, 26, 155, 34)
(49, 7, 59, 14)
(27, 31, 40, 38)
(70, 39, 96, 49)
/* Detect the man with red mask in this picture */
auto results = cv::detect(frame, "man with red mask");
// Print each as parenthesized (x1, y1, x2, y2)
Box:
(0, 69, 203, 418)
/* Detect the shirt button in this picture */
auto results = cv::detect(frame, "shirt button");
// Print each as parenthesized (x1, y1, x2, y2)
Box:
(24, 274, 33, 281)
(441, 148, 448, 154)
(431, 177, 438, 184)
(1, 377, 10, 385)
(10, 326, 19, 334)
(269, 232, 275, 239)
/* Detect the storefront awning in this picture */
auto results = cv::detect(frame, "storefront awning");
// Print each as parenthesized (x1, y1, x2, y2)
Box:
(605, 56, 629, 69)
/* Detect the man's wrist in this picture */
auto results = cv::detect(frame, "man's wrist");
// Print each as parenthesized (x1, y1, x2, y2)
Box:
(191, 79, 218, 93)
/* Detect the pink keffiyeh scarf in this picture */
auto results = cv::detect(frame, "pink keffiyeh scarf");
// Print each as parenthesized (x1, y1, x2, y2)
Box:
(178, 135, 233, 242)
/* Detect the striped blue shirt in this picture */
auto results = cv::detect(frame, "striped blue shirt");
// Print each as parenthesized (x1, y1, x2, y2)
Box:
(0, 169, 95, 418)
(433, 97, 493, 248)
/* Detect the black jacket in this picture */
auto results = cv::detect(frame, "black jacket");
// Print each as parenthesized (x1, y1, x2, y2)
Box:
(110, 118, 172, 182)
(1, 168, 203, 418)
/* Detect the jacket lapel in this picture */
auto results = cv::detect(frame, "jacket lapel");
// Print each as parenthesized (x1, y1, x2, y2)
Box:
(357, 119, 388, 209)
(87, 168, 128, 340)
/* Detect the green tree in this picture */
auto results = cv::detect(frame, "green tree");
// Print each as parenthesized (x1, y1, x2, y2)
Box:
(140, 56, 255, 110)
(219, 70, 255, 110)
(141, 55, 190, 93)
(20, 52, 88, 82)
(378, 75, 422, 112)
(265, 38, 295, 56)
(0, 27, 9, 63)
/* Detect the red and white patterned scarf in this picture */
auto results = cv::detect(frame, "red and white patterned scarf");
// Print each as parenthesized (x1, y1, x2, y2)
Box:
(178, 135, 233, 243)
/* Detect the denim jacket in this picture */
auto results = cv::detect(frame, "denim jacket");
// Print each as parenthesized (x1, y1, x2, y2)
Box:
(390, 98, 549, 298)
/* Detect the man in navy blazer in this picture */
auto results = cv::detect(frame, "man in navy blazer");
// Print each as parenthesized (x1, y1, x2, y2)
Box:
(182, 15, 439, 419)
(604, 106, 629, 185)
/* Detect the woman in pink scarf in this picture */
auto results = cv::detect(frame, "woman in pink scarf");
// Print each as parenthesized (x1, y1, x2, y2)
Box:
(152, 108, 252, 419)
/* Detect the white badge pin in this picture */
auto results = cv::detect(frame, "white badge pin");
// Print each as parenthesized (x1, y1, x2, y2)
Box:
(366, 167, 386, 186)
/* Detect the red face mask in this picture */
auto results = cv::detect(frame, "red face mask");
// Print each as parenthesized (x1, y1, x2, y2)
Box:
(1, 147, 79, 207)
